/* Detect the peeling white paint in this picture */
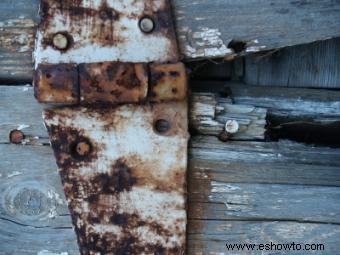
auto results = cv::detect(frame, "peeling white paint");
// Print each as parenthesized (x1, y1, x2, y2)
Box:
(180, 27, 232, 58)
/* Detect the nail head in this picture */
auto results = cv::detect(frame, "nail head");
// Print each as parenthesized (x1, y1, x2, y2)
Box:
(9, 130, 25, 144)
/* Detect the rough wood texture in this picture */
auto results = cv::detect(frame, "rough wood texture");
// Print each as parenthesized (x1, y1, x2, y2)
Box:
(190, 93, 266, 140)
(193, 81, 340, 122)
(1, 0, 340, 82)
(1, 85, 340, 254)
(244, 38, 340, 88)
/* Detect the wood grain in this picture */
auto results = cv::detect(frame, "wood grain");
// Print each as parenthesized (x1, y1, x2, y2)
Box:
(244, 38, 340, 88)
(1, 0, 340, 82)
(1, 85, 340, 254)
(193, 81, 340, 122)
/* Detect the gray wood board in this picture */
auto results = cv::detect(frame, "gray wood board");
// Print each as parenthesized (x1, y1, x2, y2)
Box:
(1, 0, 340, 82)
(188, 220, 340, 255)
(1, 86, 340, 254)
(1, 141, 340, 254)
(244, 38, 340, 88)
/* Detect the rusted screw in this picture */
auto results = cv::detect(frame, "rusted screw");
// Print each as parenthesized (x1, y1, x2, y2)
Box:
(154, 119, 171, 134)
(139, 17, 155, 33)
(75, 141, 91, 157)
(9, 129, 25, 144)
(52, 33, 70, 50)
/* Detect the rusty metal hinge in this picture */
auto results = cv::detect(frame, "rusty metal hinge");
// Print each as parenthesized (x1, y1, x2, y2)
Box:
(33, 1, 188, 254)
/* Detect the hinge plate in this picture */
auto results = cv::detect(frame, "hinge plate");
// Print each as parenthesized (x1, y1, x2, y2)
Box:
(44, 102, 189, 254)
(33, 0, 188, 254)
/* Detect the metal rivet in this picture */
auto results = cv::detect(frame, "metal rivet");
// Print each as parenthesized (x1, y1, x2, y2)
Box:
(9, 129, 25, 144)
(75, 141, 91, 157)
(52, 33, 70, 50)
(154, 119, 171, 134)
(139, 17, 155, 33)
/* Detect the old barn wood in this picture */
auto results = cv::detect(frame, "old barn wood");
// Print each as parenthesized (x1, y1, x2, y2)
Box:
(1, 0, 340, 82)
(1, 0, 340, 255)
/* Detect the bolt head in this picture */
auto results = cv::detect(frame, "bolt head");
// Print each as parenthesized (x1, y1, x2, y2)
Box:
(139, 17, 155, 33)
(225, 120, 239, 134)
(52, 33, 69, 50)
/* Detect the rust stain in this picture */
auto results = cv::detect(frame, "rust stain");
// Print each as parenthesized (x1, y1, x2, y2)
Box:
(34, 64, 79, 104)
(43, 102, 188, 255)
(36, 0, 179, 62)
(37, 1, 187, 254)
(79, 62, 148, 104)
(150, 63, 188, 102)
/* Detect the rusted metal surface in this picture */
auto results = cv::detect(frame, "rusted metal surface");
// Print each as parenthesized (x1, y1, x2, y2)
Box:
(34, 0, 179, 66)
(34, 62, 186, 104)
(79, 62, 148, 104)
(34, 0, 188, 253)
(44, 102, 189, 254)
(34, 64, 79, 104)
(150, 63, 188, 103)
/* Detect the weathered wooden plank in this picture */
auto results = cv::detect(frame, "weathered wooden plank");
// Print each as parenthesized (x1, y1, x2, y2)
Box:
(1, 0, 340, 82)
(190, 93, 266, 140)
(191, 136, 340, 167)
(0, 86, 267, 143)
(189, 158, 340, 187)
(189, 181, 340, 223)
(0, 86, 49, 145)
(1, 85, 340, 253)
(244, 38, 340, 88)
(1, 143, 340, 254)
(193, 81, 340, 121)
(0, 145, 69, 227)
(188, 220, 340, 255)
(0, 144, 78, 254)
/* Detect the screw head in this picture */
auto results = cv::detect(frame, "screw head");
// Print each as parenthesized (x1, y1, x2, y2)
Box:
(139, 17, 155, 33)
(154, 119, 171, 134)
(75, 141, 91, 157)
(225, 120, 239, 134)
(52, 33, 70, 50)
(9, 130, 25, 144)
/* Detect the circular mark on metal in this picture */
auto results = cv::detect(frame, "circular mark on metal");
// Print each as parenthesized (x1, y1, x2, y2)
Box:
(139, 17, 155, 33)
